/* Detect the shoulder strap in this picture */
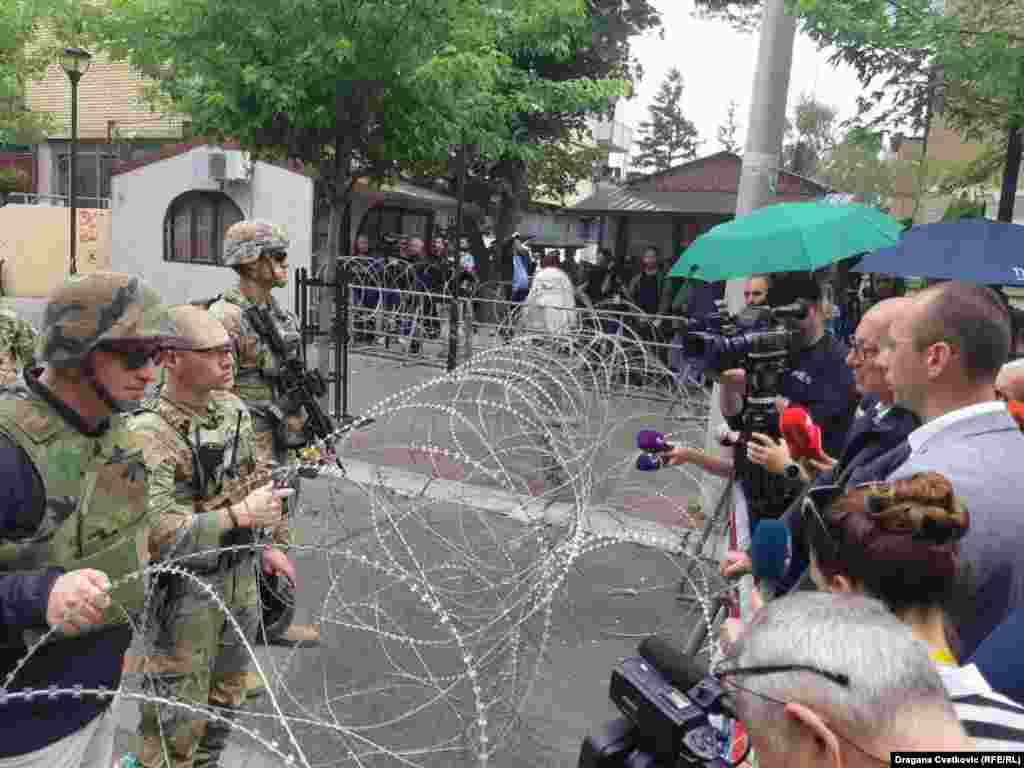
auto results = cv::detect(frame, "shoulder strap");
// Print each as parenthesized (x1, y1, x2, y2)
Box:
(189, 294, 222, 310)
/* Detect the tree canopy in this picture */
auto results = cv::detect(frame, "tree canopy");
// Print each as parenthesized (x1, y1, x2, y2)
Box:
(716, 99, 742, 154)
(633, 68, 702, 172)
(96, 0, 641, 258)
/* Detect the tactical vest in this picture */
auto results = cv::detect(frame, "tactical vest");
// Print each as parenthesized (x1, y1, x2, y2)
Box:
(134, 393, 261, 574)
(0, 388, 151, 636)
(210, 290, 303, 407)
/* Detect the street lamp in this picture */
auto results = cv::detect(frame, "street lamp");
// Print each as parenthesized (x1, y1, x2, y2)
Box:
(61, 46, 92, 275)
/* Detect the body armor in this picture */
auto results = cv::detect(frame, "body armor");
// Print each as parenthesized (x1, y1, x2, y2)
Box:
(207, 288, 307, 452)
(0, 385, 150, 627)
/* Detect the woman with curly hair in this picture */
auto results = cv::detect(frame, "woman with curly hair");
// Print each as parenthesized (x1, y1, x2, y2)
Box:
(803, 472, 1024, 749)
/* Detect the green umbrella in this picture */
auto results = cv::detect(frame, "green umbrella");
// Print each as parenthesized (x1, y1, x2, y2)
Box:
(669, 200, 903, 282)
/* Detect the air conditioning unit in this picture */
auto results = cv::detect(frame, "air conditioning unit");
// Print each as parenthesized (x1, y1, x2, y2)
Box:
(208, 151, 228, 181)
(207, 150, 251, 183)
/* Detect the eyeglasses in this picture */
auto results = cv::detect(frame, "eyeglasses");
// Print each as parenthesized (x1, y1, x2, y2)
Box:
(100, 343, 165, 371)
(263, 249, 289, 264)
(845, 336, 880, 360)
(190, 343, 234, 356)
(716, 663, 887, 765)
(802, 481, 896, 554)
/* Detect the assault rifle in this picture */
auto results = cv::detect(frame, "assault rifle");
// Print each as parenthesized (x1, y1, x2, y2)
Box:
(244, 304, 336, 443)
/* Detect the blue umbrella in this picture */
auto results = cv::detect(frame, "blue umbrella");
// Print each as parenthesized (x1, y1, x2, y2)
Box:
(853, 219, 1024, 285)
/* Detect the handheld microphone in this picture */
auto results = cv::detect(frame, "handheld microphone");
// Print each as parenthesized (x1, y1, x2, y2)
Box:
(636, 453, 668, 472)
(714, 423, 741, 447)
(636, 429, 674, 453)
(750, 520, 792, 602)
(779, 406, 827, 462)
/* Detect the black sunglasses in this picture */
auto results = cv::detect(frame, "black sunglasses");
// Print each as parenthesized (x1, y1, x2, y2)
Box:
(716, 663, 886, 764)
(263, 248, 288, 263)
(100, 343, 165, 371)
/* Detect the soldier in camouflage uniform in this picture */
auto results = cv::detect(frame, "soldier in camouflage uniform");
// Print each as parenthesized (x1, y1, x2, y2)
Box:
(0, 304, 37, 385)
(0, 273, 182, 768)
(206, 220, 320, 656)
(129, 306, 295, 768)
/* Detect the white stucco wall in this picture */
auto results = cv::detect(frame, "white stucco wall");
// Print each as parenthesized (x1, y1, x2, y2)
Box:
(110, 146, 313, 314)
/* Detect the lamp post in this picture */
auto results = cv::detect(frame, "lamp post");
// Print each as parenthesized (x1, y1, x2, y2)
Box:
(61, 46, 92, 275)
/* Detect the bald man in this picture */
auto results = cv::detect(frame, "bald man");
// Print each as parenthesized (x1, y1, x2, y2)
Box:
(720, 298, 921, 587)
(996, 359, 1024, 403)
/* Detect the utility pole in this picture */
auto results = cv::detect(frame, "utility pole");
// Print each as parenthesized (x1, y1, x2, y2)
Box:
(726, 0, 797, 311)
(704, 0, 798, 516)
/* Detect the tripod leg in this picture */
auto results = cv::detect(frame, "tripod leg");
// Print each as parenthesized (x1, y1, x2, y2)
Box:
(678, 477, 734, 604)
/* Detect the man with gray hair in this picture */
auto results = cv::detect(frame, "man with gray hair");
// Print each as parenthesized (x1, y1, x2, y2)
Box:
(724, 593, 971, 767)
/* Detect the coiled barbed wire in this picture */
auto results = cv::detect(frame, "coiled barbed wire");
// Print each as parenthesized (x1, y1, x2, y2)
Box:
(8, 332, 730, 767)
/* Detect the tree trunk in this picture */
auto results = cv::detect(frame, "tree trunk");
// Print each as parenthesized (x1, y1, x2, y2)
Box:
(316, 141, 354, 416)
(997, 123, 1022, 223)
(493, 160, 527, 284)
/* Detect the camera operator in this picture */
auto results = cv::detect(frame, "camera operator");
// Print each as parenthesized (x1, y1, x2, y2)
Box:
(723, 592, 973, 768)
(722, 274, 858, 460)
(719, 297, 920, 586)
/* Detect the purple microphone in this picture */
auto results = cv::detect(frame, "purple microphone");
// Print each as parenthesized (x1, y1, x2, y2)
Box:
(636, 429, 674, 453)
(636, 453, 668, 472)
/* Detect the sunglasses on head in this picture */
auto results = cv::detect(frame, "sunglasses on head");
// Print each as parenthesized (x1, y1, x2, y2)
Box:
(100, 342, 165, 371)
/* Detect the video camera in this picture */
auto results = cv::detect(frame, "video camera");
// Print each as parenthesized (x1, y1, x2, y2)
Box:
(684, 301, 810, 520)
(579, 636, 738, 768)
(682, 301, 808, 374)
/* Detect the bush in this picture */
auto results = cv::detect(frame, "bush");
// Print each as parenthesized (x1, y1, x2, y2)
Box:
(0, 167, 30, 195)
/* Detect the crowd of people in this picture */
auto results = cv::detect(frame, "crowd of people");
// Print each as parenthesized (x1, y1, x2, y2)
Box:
(659, 272, 1024, 757)
(3, 220, 1024, 765)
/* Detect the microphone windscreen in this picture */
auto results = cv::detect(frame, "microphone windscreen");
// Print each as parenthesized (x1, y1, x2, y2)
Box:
(636, 430, 670, 453)
(636, 453, 663, 472)
(751, 520, 791, 584)
(637, 635, 709, 693)
(780, 406, 825, 461)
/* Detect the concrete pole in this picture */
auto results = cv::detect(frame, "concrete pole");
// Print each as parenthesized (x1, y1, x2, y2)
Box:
(703, 0, 798, 498)
(727, 0, 798, 311)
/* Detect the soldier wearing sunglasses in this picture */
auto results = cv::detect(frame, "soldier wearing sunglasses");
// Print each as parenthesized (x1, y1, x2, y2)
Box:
(0, 273, 185, 768)
(207, 221, 320, 674)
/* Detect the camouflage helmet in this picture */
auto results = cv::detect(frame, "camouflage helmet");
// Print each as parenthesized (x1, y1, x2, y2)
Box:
(223, 219, 290, 267)
(37, 272, 178, 367)
(167, 304, 230, 351)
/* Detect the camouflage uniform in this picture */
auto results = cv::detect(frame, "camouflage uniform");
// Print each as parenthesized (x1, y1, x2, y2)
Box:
(0, 306, 37, 386)
(0, 273, 178, 622)
(132, 389, 269, 768)
(207, 286, 305, 477)
(207, 221, 307, 536)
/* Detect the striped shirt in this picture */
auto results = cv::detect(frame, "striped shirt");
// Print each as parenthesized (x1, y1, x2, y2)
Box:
(938, 664, 1024, 750)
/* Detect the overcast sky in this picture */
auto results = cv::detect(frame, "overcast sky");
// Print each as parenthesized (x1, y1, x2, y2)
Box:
(617, 0, 866, 155)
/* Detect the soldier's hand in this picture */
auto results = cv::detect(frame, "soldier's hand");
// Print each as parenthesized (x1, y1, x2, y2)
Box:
(47, 569, 112, 635)
(238, 483, 295, 528)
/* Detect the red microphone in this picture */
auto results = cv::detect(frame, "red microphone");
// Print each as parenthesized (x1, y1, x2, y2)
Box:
(779, 406, 827, 462)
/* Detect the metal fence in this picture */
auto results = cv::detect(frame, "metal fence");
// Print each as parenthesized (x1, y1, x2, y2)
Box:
(296, 258, 712, 426)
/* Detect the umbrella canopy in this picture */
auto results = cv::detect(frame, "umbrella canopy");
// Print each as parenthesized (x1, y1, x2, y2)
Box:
(853, 219, 1024, 285)
(669, 200, 903, 282)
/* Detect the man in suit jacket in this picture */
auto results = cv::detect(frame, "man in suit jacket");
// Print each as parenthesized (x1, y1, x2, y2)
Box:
(717, 297, 919, 590)
(879, 281, 1021, 660)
